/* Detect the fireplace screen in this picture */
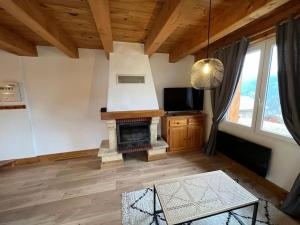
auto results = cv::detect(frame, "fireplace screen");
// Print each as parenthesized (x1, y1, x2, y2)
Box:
(116, 118, 151, 152)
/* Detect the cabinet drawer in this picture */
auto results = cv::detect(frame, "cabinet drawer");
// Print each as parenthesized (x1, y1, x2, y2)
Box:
(169, 119, 187, 127)
(188, 118, 202, 125)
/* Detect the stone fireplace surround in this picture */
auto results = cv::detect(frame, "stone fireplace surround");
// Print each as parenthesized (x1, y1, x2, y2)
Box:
(116, 118, 151, 152)
(99, 110, 168, 168)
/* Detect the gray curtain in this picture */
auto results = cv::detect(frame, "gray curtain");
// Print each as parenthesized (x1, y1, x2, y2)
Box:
(277, 16, 300, 217)
(204, 37, 249, 156)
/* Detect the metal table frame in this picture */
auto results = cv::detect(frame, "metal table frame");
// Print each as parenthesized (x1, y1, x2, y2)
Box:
(153, 185, 259, 225)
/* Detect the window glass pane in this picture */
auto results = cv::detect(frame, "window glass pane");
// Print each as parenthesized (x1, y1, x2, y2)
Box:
(261, 46, 291, 137)
(226, 50, 261, 126)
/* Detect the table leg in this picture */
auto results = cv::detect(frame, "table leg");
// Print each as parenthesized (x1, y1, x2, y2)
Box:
(251, 202, 259, 225)
(230, 211, 245, 225)
(153, 186, 159, 225)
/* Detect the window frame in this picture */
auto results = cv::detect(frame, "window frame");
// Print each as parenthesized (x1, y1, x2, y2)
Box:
(221, 37, 295, 144)
(254, 38, 295, 144)
(221, 41, 266, 132)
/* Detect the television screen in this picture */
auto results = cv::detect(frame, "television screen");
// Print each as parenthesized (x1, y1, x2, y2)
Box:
(164, 88, 203, 112)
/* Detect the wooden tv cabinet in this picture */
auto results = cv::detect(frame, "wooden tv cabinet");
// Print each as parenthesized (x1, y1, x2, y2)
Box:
(161, 113, 205, 152)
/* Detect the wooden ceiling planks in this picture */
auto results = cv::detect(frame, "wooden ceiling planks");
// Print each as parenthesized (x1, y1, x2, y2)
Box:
(144, 0, 186, 55)
(38, 0, 102, 49)
(169, 0, 291, 62)
(0, 0, 79, 58)
(109, 0, 164, 44)
(195, 0, 300, 61)
(0, 25, 37, 56)
(0, 7, 47, 46)
(0, 0, 101, 50)
(88, 0, 113, 55)
(0, 0, 297, 60)
(157, 0, 226, 53)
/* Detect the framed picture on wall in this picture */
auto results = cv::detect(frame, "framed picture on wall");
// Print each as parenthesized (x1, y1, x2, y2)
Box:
(0, 82, 22, 103)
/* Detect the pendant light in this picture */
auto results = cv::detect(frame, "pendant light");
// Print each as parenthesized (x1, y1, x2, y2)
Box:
(191, 0, 224, 90)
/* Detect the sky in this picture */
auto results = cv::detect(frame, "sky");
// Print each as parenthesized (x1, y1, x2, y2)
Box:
(270, 46, 278, 76)
(241, 44, 278, 82)
(241, 50, 261, 81)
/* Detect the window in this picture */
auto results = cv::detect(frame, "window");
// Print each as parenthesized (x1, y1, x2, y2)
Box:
(260, 46, 291, 137)
(224, 38, 292, 140)
(227, 49, 261, 127)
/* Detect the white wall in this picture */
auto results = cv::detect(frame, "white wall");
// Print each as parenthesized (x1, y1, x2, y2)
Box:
(203, 90, 300, 191)
(107, 42, 159, 111)
(23, 47, 109, 155)
(150, 53, 194, 109)
(0, 46, 194, 159)
(0, 52, 35, 159)
(0, 47, 109, 158)
(150, 53, 195, 135)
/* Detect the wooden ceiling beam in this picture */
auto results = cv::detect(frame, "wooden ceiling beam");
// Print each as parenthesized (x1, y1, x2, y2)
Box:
(0, 0, 78, 58)
(144, 0, 185, 55)
(195, 0, 300, 61)
(88, 0, 113, 56)
(170, 0, 290, 62)
(0, 26, 37, 56)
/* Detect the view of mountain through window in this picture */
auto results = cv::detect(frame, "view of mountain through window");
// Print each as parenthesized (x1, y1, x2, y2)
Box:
(227, 50, 261, 127)
(224, 39, 292, 140)
(261, 46, 291, 137)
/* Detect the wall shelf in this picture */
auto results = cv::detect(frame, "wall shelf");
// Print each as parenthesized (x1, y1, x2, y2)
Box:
(0, 105, 26, 110)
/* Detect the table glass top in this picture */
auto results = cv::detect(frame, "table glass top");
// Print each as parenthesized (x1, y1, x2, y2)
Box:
(154, 170, 258, 225)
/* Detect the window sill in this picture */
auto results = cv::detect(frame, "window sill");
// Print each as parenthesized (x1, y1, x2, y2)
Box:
(256, 128, 296, 145)
(220, 120, 253, 131)
(219, 120, 296, 145)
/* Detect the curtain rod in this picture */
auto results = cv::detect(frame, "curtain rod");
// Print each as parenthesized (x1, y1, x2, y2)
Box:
(215, 28, 274, 51)
(197, 14, 300, 58)
(279, 14, 300, 25)
(217, 14, 300, 51)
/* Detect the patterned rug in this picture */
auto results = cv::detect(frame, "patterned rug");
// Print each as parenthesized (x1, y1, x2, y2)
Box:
(122, 176, 299, 225)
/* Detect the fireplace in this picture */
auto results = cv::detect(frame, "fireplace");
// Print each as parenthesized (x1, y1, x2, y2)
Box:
(116, 118, 151, 152)
(98, 110, 168, 168)
(98, 43, 168, 167)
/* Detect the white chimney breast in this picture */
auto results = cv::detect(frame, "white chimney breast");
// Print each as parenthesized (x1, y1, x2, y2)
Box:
(107, 42, 159, 112)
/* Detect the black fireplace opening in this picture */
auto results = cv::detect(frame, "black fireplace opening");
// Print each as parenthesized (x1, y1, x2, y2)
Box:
(116, 118, 151, 153)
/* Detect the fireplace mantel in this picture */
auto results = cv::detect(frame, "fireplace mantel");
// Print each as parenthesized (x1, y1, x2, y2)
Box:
(101, 109, 165, 120)
(98, 109, 168, 168)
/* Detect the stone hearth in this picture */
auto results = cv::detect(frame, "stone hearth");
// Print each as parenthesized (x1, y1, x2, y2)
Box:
(99, 110, 168, 168)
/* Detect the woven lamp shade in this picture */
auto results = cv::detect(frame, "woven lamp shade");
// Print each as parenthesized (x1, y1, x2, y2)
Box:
(191, 58, 224, 90)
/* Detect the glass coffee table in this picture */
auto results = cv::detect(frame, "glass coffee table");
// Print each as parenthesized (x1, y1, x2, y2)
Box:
(153, 170, 259, 225)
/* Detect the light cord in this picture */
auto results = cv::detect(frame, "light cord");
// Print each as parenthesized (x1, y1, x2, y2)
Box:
(207, 0, 212, 58)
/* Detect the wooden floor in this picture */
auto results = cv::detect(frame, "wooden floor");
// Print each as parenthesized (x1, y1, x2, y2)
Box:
(0, 151, 289, 225)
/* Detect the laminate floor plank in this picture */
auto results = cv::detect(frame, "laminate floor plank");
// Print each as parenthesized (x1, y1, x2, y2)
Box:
(0, 152, 288, 225)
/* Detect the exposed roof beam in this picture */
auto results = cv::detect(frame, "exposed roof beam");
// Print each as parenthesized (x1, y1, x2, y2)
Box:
(144, 0, 185, 55)
(195, 0, 300, 61)
(0, 0, 78, 58)
(170, 0, 290, 62)
(0, 26, 37, 56)
(88, 0, 113, 56)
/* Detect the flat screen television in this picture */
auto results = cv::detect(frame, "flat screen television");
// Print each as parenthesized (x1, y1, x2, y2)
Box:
(164, 87, 204, 112)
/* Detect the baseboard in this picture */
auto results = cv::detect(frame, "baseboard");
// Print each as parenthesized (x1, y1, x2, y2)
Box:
(167, 148, 202, 154)
(1, 149, 98, 168)
(0, 160, 15, 168)
(219, 153, 288, 200)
